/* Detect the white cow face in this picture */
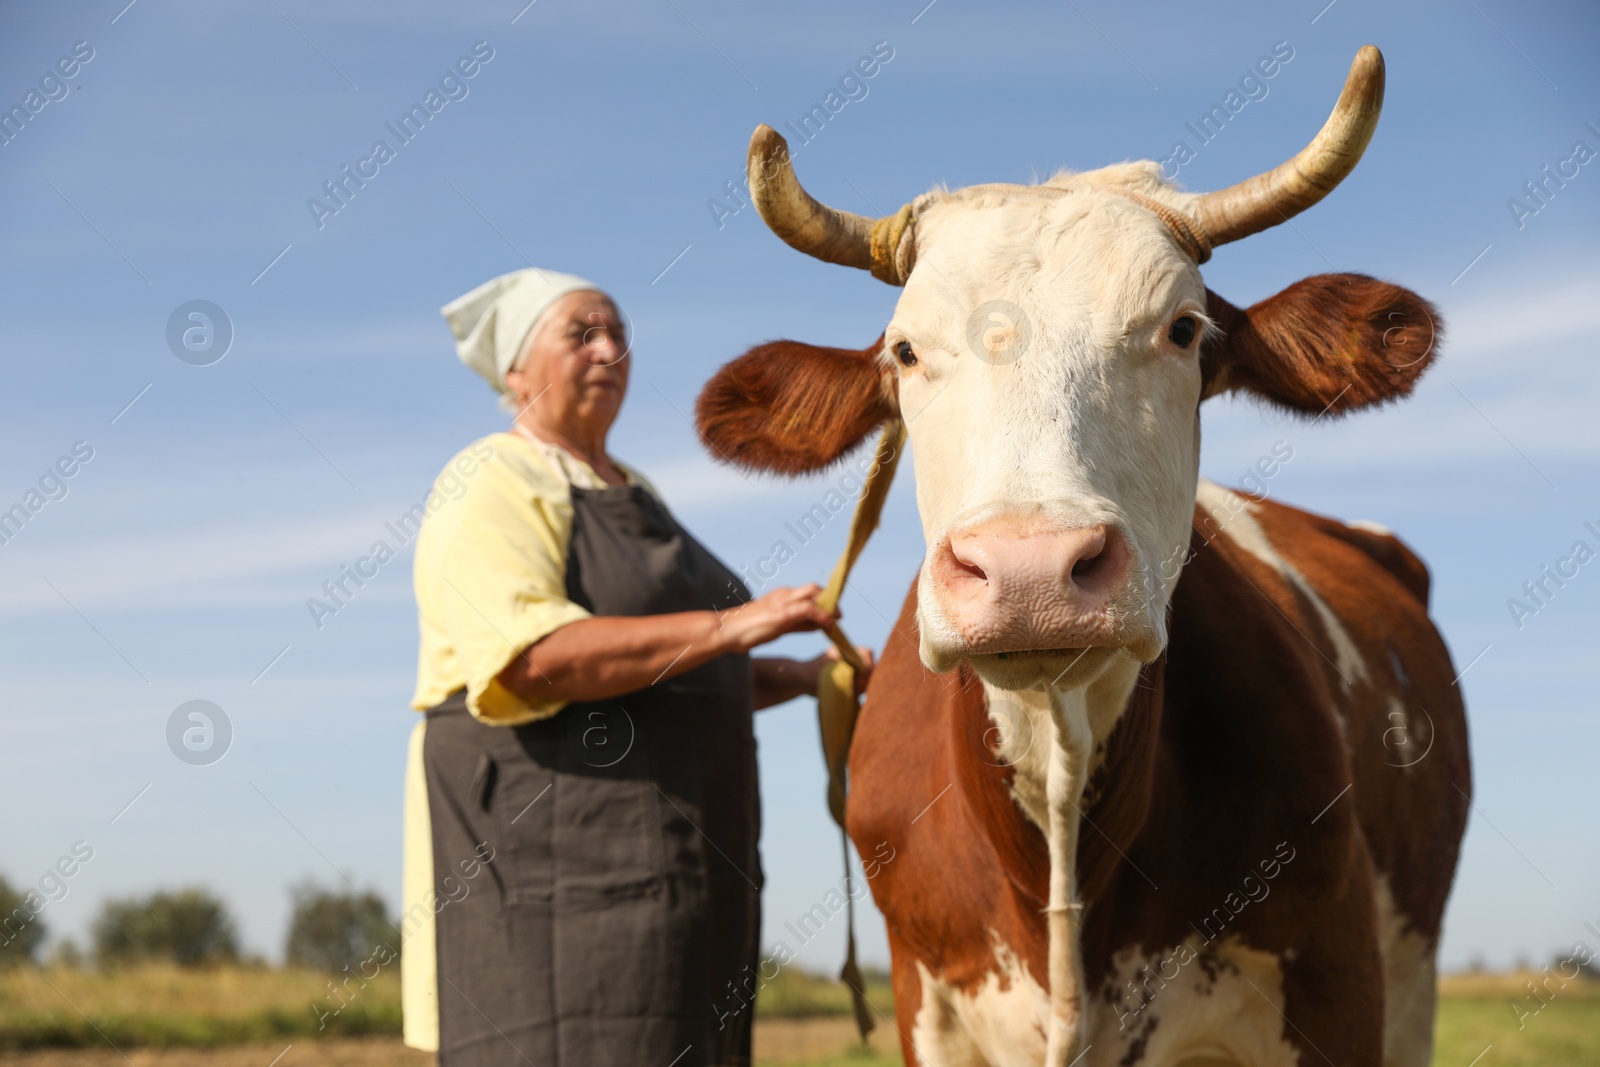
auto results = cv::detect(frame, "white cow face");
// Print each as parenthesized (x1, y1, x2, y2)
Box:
(698, 48, 1441, 689)
(888, 172, 1206, 688)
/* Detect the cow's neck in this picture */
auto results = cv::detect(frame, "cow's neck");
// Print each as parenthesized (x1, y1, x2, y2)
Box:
(982, 653, 1144, 1066)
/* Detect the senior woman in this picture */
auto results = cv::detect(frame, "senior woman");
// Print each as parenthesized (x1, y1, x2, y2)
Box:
(400, 268, 858, 1067)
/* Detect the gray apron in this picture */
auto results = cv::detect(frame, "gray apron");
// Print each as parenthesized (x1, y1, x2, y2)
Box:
(424, 482, 760, 1067)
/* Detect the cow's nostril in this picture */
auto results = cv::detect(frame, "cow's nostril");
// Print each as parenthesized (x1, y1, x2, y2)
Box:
(946, 539, 989, 584)
(1068, 527, 1112, 583)
(953, 555, 987, 582)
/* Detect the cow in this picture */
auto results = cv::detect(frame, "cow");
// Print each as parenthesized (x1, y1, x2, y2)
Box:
(696, 46, 1469, 1067)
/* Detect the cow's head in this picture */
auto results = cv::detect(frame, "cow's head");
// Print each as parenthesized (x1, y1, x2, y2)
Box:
(698, 47, 1439, 690)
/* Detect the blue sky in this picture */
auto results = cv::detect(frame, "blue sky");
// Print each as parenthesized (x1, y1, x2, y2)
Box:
(0, 0, 1595, 978)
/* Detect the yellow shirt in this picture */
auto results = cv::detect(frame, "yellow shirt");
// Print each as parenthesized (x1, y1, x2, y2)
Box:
(409, 430, 654, 725)
(402, 429, 655, 1051)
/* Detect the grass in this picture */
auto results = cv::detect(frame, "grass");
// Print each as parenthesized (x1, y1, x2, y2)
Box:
(0, 963, 400, 1050)
(1433, 971, 1600, 1067)
(0, 965, 1595, 1065)
(754, 1018, 903, 1067)
(753, 965, 896, 1020)
(0, 962, 892, 1053)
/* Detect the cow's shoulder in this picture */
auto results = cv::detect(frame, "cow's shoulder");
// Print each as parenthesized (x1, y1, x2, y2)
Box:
(1182, 486, 1469, 949)
(1254, 495, 1432, 607)
(1189, 482, 1434, 692)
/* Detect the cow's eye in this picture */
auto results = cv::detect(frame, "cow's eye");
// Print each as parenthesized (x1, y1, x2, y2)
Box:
(895, 340, 918, 367)
(1167, 315, 1198, 349)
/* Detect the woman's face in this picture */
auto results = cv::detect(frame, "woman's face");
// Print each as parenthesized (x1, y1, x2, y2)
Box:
(505, 290, 630, 431)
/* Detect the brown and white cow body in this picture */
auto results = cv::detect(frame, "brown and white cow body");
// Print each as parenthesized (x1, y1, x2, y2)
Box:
(698, 46, 1469, 1067)
(848, 484, 1468, 1067)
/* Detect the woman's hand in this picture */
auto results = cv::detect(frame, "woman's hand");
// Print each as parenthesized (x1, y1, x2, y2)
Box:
(718, 584, 835, 653)
(500, 586, 845, 707)
(821, 643, 877, 696)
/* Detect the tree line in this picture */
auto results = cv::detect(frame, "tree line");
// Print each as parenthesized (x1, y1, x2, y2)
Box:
(0, 875, 398, 973)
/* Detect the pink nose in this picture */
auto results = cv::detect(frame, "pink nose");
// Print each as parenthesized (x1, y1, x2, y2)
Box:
(929, 521, 1130, 653)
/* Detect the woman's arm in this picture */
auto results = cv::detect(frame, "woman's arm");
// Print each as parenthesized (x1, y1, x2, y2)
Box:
(752, 645, 876, 710)
(751, 656, 817, 710)
(496, 584, 834, 704)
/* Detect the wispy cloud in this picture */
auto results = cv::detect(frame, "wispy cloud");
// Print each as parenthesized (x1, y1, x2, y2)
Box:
(0, 511, 404, 615)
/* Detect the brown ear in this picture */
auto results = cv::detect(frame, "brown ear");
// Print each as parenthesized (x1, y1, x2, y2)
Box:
(1202, 274, 1441, 416)
(696, 336, 897, 475)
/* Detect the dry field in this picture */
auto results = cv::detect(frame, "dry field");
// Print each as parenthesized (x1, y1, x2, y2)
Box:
(0, 967, 1594, 1066)
(0, 1019, 901, 1067)
(0, 964, 900, 1066)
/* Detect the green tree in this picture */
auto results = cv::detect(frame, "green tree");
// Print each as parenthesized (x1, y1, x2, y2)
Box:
(0, 875, 47, 967)
(92, 888, 240, 967)
(284, 883, 397, 973)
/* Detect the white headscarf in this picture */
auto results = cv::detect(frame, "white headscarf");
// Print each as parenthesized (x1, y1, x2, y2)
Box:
(441, 268, 600, 393)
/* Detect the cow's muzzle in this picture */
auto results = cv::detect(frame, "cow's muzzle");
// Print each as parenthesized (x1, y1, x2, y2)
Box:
(920, 516, 1159, 684)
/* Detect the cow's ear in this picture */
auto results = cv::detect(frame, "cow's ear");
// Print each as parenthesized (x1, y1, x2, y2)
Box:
(1201, 274, 1441, 416)
(696, 336, 897, 475)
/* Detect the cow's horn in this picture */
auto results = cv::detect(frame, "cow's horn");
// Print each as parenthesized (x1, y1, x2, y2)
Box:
(747, 125, 914, 285)
(1188, 45, 1385, 247)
